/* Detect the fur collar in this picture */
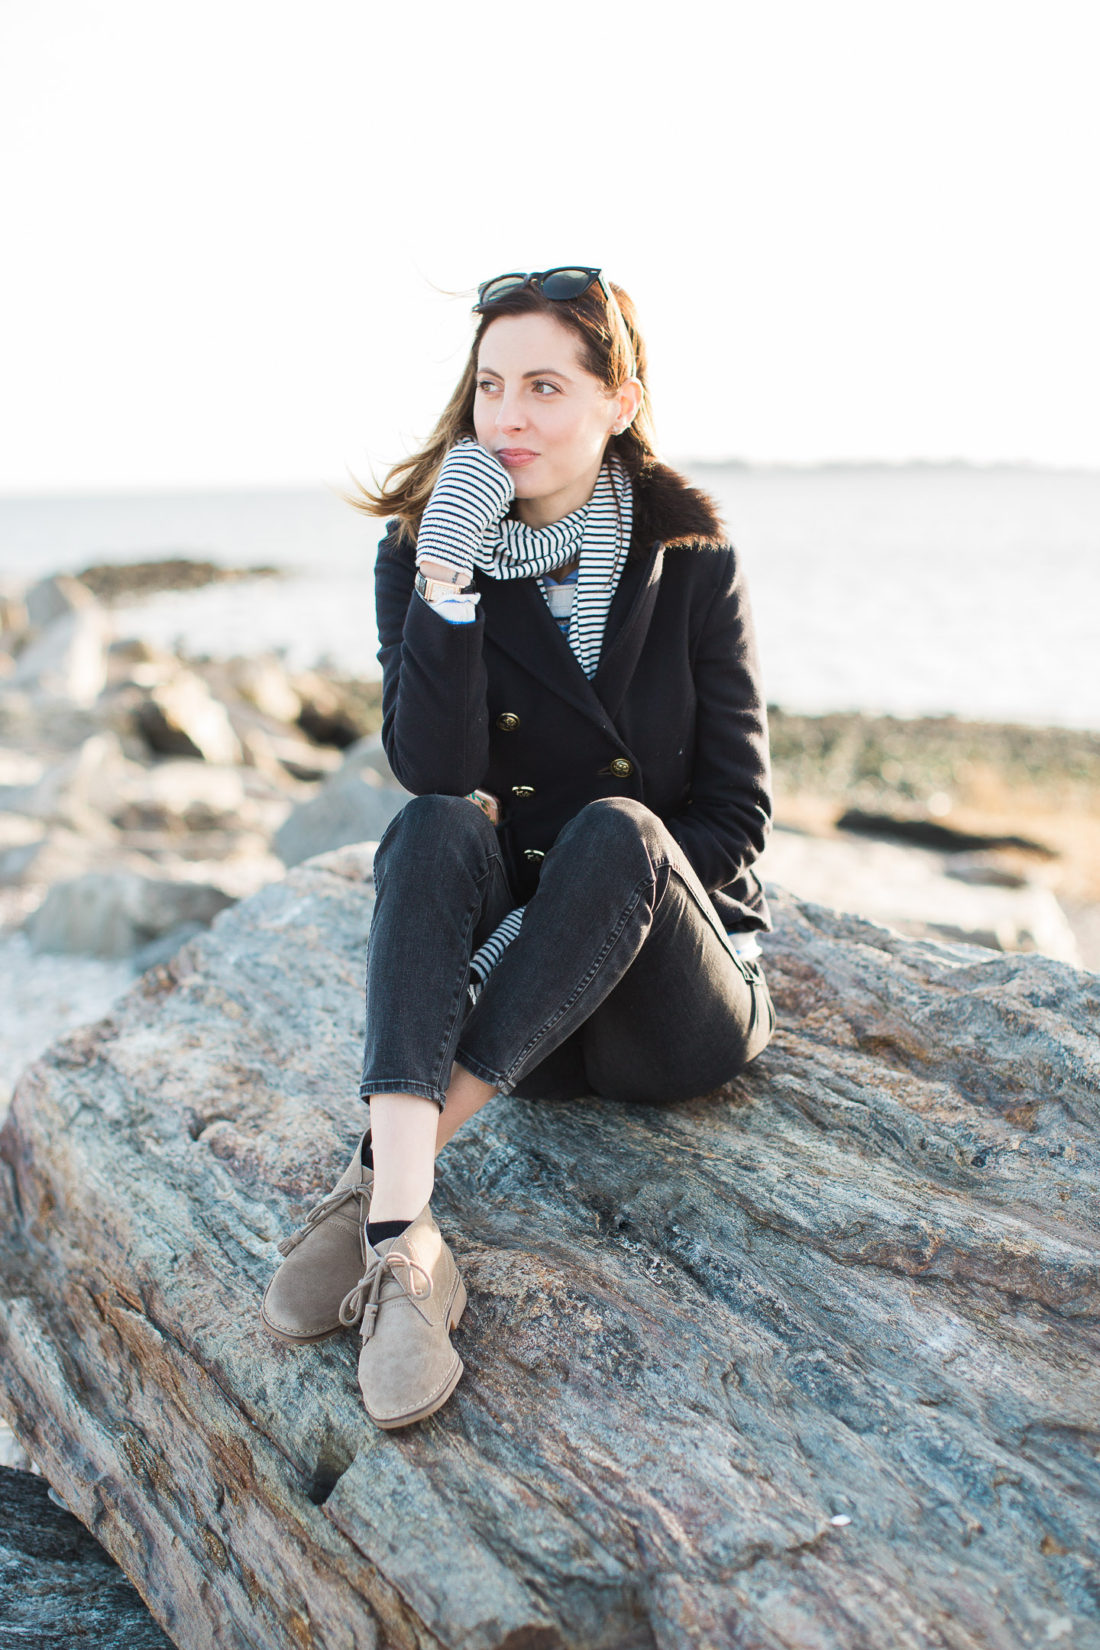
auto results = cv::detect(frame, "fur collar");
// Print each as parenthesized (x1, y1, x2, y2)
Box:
(629, 459, 727, 557)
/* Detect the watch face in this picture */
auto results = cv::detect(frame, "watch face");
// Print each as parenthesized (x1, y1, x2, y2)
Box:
(418, 570, 470, 598)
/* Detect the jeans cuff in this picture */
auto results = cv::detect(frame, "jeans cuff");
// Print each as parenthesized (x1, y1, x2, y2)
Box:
(453, 1047, 513, 1097)
(358, 1078, 448, 1112)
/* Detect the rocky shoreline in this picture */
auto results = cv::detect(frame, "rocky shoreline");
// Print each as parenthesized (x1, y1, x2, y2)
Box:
(1, 561, 1098, 1640)
(3, 862, 1097, 1647)
(1, 560, 1097, 1127)
(765, 707, 1100, 968)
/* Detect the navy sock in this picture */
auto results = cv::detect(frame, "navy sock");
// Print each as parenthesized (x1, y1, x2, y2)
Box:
(367, 1218, 412, 1249)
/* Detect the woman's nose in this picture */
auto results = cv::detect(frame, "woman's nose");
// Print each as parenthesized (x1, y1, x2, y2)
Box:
(496, 392, 527, 431)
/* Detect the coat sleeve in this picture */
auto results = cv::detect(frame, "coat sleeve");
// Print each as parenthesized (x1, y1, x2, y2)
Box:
(663, 545, 773, 893)
(374, 523, 490, 796)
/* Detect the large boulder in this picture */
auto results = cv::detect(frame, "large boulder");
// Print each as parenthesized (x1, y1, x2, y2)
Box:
(219, 698, 346, 784)
(10, 608, 111, 707)
(106, 759, 295, 841)
(204, 653, 303, 725)
(0, 810, 45, 860)
(0, 595, 28, 672)
(135, 672, 243, 765)
(0, 857, 1096, 1650)
(762, 825, 1081, 963)
(27, 869, 237, 958)
(23, 573, 96, 630)
(291, 669, 383, 749)
(3, 732, 136, 836)
(275, 734, 409, 867)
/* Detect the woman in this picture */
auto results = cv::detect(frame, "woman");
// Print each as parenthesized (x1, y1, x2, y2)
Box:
(261, 267, 775, 1429)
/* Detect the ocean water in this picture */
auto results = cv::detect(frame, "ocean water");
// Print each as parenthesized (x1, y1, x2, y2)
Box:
(2, 465, 1097, 729)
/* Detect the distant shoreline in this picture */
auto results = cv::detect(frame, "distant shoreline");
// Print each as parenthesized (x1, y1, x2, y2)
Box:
(3, 456, 1100, 503)
(684, 457, 1100, 477)
(3, 477, 1095, 732)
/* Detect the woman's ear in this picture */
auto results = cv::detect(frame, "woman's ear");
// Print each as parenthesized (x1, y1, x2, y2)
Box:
(610, 376, 644, 436)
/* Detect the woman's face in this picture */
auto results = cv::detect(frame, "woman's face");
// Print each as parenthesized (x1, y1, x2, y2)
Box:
(473, 312, 637, 529)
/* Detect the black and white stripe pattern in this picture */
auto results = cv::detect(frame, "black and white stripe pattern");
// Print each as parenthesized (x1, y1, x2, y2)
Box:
(419, 442, 633, 680)
(492, 453, 632, 679)
(468, 904, 527, 1001)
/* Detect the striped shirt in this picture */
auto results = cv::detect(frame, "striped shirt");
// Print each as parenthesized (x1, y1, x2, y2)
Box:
(541, 563, 580, 636)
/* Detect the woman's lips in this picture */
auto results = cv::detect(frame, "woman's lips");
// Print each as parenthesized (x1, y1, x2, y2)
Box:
(497, 449, 538, 468)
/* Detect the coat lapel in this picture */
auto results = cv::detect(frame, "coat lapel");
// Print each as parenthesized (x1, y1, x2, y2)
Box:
(592, 543, 664, 721)
(480, 576, 615, 734)
(480, 543, 665, 737)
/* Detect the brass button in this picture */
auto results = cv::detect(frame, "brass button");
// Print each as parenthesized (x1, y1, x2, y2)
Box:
(610, 757, 633, 778)
(511, 784, 535, 800)
(496, 712, 520, 732)
(523, 848, 545, 863)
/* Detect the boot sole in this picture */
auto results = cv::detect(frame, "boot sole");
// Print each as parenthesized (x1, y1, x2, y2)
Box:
(259, 1310, 347, 1345)
(368, 1276, 468, 1430)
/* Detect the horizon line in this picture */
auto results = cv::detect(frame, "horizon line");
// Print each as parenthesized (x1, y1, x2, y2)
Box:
(2, 455, 1099, 501)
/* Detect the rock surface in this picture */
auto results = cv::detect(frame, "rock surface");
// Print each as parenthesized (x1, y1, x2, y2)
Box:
(0, 1464, 173, 1647)
(1, 854, 1097, 1650)
(275, 734, 410, 867)
(76, 556, 281, 604)
(0, 601, 330, 976)
(28, 868, 237, 958)
(761, 825, 1082, 963)
(0, 931, 137, 1120)
(24, 573, 97, 629)
(10, 607, 112, 705)
(136, 671, 244, 764)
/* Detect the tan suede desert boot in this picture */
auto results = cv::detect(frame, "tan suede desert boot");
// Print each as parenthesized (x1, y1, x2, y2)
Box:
(260, 1126, 374, 1344)
(338, 1206, 467, 1429)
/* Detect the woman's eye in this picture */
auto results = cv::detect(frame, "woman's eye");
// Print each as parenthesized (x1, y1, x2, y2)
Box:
(476, 378, 557, 395)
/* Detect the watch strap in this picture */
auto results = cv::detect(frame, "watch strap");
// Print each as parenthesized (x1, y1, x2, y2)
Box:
(415, 568, 475, 604)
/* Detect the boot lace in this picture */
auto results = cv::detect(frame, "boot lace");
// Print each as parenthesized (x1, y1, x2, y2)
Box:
(338, 1252, 433, 1338)
(276, 1181, 373, 1257)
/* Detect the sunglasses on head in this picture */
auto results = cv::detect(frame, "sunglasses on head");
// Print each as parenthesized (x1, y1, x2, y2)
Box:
(475, 266, 611, 310)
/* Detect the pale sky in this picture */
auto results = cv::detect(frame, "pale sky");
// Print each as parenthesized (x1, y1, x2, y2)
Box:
(1, 0, 1097, 493)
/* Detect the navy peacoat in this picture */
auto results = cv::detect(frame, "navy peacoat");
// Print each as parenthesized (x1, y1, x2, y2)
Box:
(374, 458, 772, 932)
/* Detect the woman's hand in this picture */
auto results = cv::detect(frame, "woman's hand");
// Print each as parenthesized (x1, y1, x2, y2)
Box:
(415, 439, 515, 582)
(466, 788, 501, 825)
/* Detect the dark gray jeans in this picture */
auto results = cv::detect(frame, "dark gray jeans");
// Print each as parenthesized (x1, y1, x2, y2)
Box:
(359, 794, 774, 1110)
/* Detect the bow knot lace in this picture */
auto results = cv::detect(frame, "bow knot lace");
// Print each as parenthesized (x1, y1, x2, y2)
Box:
(338, 1251, 433, 1338)
(275, 1181, 372, 1258)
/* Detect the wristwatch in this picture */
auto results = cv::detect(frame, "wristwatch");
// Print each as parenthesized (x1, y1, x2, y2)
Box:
(415, 568, 474, 603)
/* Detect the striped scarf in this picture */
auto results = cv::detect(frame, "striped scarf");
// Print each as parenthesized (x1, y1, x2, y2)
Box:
(474, 451, 633, 679)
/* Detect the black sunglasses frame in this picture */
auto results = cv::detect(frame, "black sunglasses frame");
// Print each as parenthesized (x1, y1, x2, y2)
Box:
(474, 266, 612, 311)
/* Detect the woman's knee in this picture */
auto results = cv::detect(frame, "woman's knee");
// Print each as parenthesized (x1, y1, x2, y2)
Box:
(375, 793, 496, 875)
(555, 796, 669, 861)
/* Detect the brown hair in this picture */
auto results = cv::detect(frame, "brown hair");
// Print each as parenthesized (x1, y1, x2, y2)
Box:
(348, 278, 659, 543)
